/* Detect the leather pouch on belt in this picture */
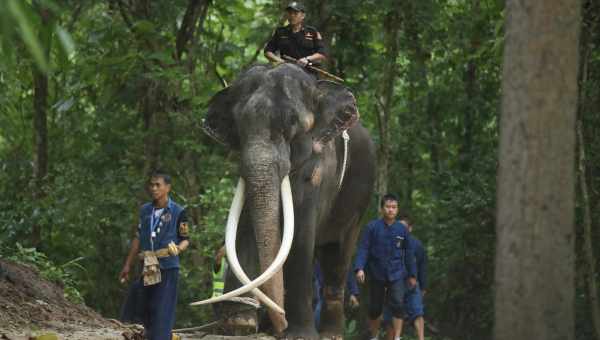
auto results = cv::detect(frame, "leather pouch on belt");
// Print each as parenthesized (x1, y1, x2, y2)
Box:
(142, 253, 161, 286)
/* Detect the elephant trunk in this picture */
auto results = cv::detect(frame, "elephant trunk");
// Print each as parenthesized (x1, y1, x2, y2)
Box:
(242, 146, 288, 333)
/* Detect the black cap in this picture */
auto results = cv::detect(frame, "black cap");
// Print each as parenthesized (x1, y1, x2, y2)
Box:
(286, 2, 305, 12)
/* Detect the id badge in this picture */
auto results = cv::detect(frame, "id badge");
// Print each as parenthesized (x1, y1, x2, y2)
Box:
(151, 231, 156, 238)
(395, 236, 404, 248)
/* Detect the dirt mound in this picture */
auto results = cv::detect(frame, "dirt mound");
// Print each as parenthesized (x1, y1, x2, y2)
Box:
(0, 259, 125, 339)
(0, 259, 274, 340)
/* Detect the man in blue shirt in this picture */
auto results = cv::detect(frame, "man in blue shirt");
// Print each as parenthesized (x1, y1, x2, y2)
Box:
(402, 216, 427, 340)
(384, 215, 427, 340)
(119, 171, 190, 340)
(354, 194, 417, 340)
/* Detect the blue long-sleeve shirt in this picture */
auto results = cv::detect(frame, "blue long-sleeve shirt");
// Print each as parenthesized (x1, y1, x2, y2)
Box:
(410, 235, 427, 289)
(346, 270, 359, 296)
(353, 219, 416, 282)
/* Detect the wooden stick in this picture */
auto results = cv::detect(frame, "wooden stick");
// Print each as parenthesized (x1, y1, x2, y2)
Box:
(281, 55, 345, 83)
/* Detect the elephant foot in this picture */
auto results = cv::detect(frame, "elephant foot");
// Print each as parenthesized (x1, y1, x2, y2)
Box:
(280, 325, 319, 340)
(220, 302, 259, 336)
(224, 315, 258, 335)
(319, 333, 343, 340)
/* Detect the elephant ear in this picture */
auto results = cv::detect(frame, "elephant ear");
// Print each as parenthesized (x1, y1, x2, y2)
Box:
(202, 87, 240, 148)
(312, 80, 359, 145)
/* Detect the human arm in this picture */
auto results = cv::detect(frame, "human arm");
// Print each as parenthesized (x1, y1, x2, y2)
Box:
(119, 237, 140, 283)
(404, 234, 417, 287)
(297, 52, 326, 67)
(214, 245, 226, 273)
(297, 30, 327, 67)
(168, 209, 191, 256)
(177, 239, 190, 252)
(353, 225, 371, 284)
(416, 240, 427, 291)
(346, 270, 360, 307)
(265, 51, 285, 64)
(264, 29, 284, 64)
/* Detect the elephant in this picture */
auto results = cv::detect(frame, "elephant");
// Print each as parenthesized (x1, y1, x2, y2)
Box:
(193, 63, 376, 339)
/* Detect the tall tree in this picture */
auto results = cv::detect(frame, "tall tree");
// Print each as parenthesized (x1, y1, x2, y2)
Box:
(459, 0, 481, 172)
(578, 118, 600, 340)
(374, 2, 402, 197)
(494, 1, 580, 340)
(578, 8, 600, 335)
(31, 0, 52, 248)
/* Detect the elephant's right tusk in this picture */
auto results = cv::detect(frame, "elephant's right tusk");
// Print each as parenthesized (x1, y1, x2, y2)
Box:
(223, 177, 284, 313)
(190, 176, 295, 314)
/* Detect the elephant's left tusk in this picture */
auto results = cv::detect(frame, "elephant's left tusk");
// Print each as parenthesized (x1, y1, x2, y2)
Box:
(223, 177, 284, 313)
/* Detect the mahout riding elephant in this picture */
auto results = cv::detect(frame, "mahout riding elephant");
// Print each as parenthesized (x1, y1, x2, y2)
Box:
(193, 63, 375, 339)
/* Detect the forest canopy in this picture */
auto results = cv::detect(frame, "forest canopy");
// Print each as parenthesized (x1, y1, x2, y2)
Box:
(0, 1, 599, 339)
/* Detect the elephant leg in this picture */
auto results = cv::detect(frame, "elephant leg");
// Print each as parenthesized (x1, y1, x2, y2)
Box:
(282, 199, 319, 340)
(221, 212, 260, 335)
(318, 215, 361, 339)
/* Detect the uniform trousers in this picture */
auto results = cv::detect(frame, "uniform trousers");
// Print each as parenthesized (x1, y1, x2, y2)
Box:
(142, 268, 179, 340)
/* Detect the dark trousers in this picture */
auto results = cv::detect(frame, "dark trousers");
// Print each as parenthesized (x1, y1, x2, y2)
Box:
(142, 268, 179, 340)
(367, 278, 406, 319)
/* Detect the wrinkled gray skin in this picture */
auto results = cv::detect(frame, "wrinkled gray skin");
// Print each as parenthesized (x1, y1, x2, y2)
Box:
(203, 63, 375, 339)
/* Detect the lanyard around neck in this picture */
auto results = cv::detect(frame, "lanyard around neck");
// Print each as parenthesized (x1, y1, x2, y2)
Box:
(150, 199, 169, 234)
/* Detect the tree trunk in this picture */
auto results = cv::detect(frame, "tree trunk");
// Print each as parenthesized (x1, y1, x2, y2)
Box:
(175, 0, 210, 61)
(401, 0, 438, 199)
(460, 0, 480, 172)
(31, 1, 52, 248)
(494, 1, 580, 340)
(578, 119, 600, 340)
(119, 0, 211, 180)
(374, 4, 402, 198)
(577, 26, 600, 339)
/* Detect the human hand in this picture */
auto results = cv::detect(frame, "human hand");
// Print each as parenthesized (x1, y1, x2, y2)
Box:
(422, 289, 427, 297)
(168, 241, 180, 256)
(349, 295, 360, 308)
(298, 57, 310, 67)
(119, 265, 130, 284)
(408, 277, 417, 289)
(356, 270, 365, 284)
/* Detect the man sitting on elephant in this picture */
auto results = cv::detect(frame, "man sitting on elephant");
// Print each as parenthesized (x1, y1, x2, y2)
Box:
(264, 2, 327, 70)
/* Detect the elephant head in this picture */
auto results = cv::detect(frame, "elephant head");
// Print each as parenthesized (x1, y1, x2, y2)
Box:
(193, 64, 359, 329)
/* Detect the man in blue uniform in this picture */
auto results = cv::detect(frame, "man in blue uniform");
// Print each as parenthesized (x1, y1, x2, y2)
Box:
(383, 215, 427, 340)
(400, 216, 427, 340)
(354, 194, 417, 340)
(264, 2, 327, 69)
(119, 171, 190, 340)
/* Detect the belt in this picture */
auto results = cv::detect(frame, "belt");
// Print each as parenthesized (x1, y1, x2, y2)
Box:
(138, 248, 171, 260)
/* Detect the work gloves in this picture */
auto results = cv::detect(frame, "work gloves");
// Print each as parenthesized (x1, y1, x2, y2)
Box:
(167, 241, 180, 256)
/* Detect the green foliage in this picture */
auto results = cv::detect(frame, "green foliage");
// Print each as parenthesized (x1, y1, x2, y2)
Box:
(6, 243, 85, 304)
(0, 0, 597, 339)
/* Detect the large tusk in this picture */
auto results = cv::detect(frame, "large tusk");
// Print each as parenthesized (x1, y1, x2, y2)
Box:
(223, 178, 285, 314)
(190, 176, 295, 312)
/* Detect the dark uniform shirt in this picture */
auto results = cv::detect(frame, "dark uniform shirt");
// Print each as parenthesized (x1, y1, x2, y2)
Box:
(411, 236, 427, 290)
(264, 25, 326, 65)
(137, 198, 189, 270)
(353, 219, 417, 282)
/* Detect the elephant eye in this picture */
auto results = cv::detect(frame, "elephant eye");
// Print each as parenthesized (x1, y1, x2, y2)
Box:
(282, 114, 299, 140)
